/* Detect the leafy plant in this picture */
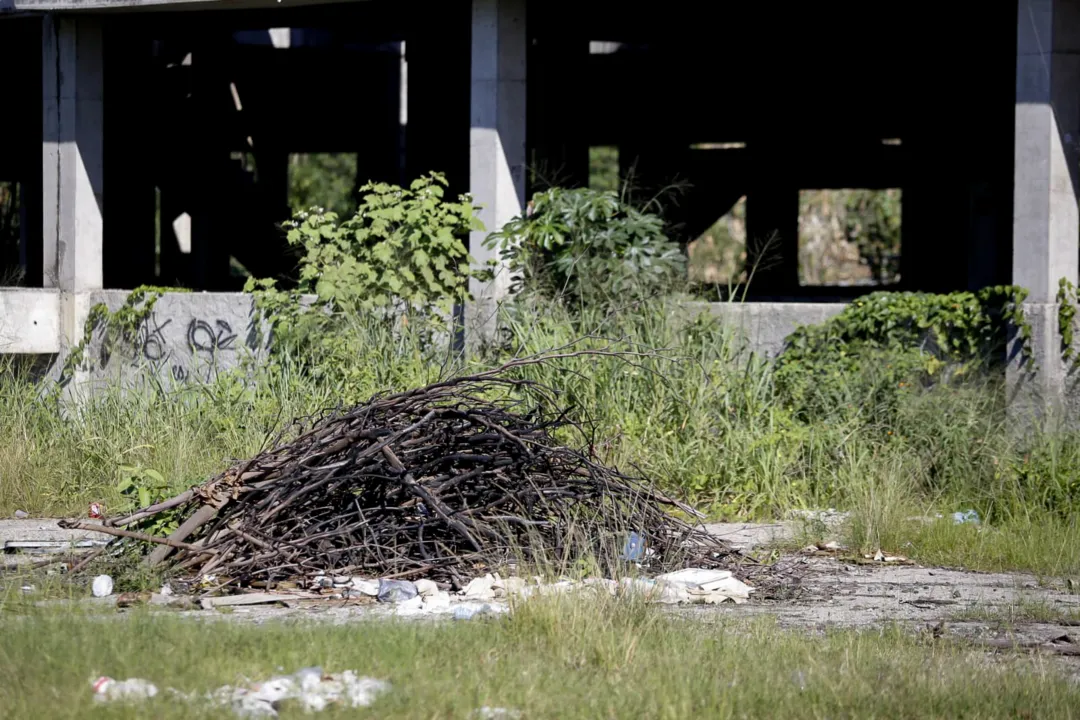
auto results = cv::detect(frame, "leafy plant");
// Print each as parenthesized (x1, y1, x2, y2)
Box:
(1058, 277, 1078, 361)
(255, 172, 487, 315)
(244, 172, 480, 405)
(116, 464, 179, 536)
(485, 187, 686, 304)
(775, 287, 1032, 418)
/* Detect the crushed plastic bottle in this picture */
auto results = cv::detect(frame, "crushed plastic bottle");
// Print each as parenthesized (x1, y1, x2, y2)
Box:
(377, 579, 418, 603)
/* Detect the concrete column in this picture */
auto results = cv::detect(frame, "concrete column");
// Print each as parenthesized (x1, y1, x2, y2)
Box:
(1010, 0, 1080, 424)
(469, 0, 527, 304)
(1014, 0, 1080, 302)
(42, 15, 104, 346)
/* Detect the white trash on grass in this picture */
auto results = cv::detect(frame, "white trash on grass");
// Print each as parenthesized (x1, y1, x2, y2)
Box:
(91, 668, 389, 717)
(92, 676, 158, 702)
(473, 707, 523, 719)
(91, 575, 114, 598)
(655, 568, 753, 604)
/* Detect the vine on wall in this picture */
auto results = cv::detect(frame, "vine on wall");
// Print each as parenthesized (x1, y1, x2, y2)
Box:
(60, 285, 186, 382)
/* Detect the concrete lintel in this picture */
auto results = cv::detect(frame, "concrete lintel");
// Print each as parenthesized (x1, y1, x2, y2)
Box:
(2, 0, 356, 13)
(0, 289, 61, 354)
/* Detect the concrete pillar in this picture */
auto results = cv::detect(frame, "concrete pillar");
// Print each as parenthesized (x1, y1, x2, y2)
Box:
(1010, 0, 1080, 423)
(469, 0, 527, 304)
(1014, 0, 1080, 302)
(42, 15, 104, 345)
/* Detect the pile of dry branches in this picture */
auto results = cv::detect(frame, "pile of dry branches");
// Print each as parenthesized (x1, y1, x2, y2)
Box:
(69, 353, 732, 586)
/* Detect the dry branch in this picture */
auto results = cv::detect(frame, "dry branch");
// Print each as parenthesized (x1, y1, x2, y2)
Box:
(94, 351, 734, 585)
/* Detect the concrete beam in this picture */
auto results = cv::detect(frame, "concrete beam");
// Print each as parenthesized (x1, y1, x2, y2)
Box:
(2, 0, 357, 13)
(469, 0, 526, 304)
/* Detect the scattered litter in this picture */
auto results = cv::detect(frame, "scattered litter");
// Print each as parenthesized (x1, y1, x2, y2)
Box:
(453, 602, 508, 620)
(4, 539, 108, 553)
(92, 668, 389, 716)
(414, 579, 440, 597)
(92, 676, 158, 703)
(464, 574, 497, 601)
(423, 591, 452, 610)
(13, 510, 28, 519)
(349, 578, 380, 596)
(621, 531, 645, 561)
(655, 568, 754, 604)
(91, 574, 114, 598)
(20, 585, 34, 594)
(473, 707, 523, 719)
(88, 503, 105, 519)
(377, 579, 419, 603)
(801, 540, 845, 556)
(952, 510, 980, 525)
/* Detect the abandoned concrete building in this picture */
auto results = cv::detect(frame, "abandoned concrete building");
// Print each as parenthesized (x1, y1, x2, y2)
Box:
(0, 0, 1076, 411)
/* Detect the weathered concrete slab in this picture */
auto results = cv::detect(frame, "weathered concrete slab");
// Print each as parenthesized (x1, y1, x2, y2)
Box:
(0, 289, 60, 354)
(0, 518, 111, 547)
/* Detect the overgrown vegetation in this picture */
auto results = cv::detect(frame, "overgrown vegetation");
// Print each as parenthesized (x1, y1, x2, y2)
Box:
(486, 187, 685, 305)
(4, 173, 1080, 579)
(2, 599, 1079, 719)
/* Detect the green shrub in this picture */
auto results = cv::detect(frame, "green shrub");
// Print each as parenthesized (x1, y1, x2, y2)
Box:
(485, 187, 685, 305)
(774, 287, 1030, 420)
(248, 172, 486, 314)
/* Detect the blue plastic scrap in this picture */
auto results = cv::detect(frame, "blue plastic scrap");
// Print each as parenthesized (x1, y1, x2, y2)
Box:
(952, 510, 980, 525)
(621, 531, 645, 561)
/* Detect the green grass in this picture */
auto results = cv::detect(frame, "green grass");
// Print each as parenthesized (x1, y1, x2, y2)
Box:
(6, 297, 1080, 578)
(859, 515, 1080, 579)
(1, 597, 1078, 719)
(951, 597, 1080, 626)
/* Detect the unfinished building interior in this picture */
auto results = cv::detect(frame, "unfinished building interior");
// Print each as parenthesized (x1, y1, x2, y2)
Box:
(0, 0, 1076, 407)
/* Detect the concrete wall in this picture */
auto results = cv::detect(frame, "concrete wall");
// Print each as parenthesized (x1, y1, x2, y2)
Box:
(70, 291, 267, 389)
(688, 302, 847, 359)
(0, 287, 853, 389)
(0, 289, 61, 354)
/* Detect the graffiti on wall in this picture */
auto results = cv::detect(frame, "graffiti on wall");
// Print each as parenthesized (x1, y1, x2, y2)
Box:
(93, 307, 262, 384)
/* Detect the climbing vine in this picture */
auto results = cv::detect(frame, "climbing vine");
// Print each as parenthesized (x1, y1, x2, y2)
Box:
(1058, 277, 1078, 362)
(61, 285, 187, 382)
(775, 286, 1033, 415)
